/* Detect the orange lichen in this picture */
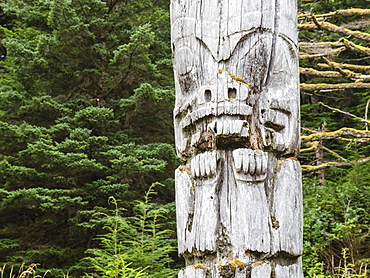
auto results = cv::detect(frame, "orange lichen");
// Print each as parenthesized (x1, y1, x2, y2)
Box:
(218, 69, 253, 88)
(178, 165, 191, 174)
(193, 263, 206, 269)
(228, 258, 246, 271)
(286, 157, 300, 162)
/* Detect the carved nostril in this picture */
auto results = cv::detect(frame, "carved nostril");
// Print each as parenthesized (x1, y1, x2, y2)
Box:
(228, 88, 237, 99)
(205, 90, 212, 102)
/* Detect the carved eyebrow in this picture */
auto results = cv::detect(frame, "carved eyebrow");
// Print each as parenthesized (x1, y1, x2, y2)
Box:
(269, 99, 293, 115)
(195, 30, 267, 62)
(270, 106, 291, 116)
(265, 121, 285, 131)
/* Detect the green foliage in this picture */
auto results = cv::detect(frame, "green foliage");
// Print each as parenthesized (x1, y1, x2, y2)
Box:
(300, 0, 370, 13)
(299, 2, 370, 274)
(0, 0, 177, 275)
(1, 0, 172, 98)
(302, 162, 370, 277)
(85, 187, 178, 278)
(0, 263, 51, 278)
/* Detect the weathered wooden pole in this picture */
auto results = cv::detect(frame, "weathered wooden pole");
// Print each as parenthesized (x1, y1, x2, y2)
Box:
(171, 1, 303, 277)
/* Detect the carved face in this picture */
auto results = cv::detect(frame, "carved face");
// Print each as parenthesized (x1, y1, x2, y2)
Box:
(172, 1, 300, 160)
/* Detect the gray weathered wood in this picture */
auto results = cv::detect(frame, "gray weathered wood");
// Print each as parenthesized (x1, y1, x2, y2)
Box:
(171, 0, 303, 277)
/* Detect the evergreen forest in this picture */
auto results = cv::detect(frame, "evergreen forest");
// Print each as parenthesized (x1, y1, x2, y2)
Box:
(0, 0, 369, 277)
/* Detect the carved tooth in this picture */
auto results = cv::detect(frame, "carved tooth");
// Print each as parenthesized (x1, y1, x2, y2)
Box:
(190, 110, 198, 123)
(236, 120, 244, 134)
(199, 154, 206, 177)
(210, 103, 217, 115)
(208, 121, 216, 133)
(191, 132, 201, 147)
(222, 119, 230, 135)
(217, 119, 224, 135)
(233, 149, 243, 173)
(248, 151, 256, 175)
(190, 156, 196, 177)
(210, 151, 217, 175)
(230, 100, 237, 114)
(197, 107, 205, 119)
(200, 108, 207, 119)
(262, 152, 268, 173)
(181, 115, 191, 128)
(229, 120, 236, 134)
(191, 155, 200, 177)
(217, 102, 225, 116)
(205, 154, 211, 177)
(255, 151, 262, 175)
(243, 150, 250, 174)
(241, 121, 249, 137)
(208, 151, 217, 177)
(224, 102, 231, 114)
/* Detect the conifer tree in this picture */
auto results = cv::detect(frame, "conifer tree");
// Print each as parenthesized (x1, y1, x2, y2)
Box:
(298, 2, 370, 276)
(0, 0, 178, 275)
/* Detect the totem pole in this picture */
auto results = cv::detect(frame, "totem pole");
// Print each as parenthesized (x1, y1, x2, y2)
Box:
(171, 0, 303, 277)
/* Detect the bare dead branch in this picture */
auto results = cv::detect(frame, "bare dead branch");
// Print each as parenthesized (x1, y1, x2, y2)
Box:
(301, 127, 370, 142)
(321, 57, 362, 79)
(337, 137, 370, 142)
(317, 61, 370, 74)
(319, 102, 370, 124)
(302, 156, 370, 172)
(298, 9, 370, 21)
(298, 21, 370, 42)
(299, 47, 345, 59)
(300, 67, 345, 78)
(301, 142, 346, 161)
(322, 146, 347, 161)
(302, 127, 319, 134)
(340, 38, 370, 56)
(299, 67, 370, 79)
(365, 99, 370, 131)
(301, 141, 319, 153)
(300, 82, 370, 92)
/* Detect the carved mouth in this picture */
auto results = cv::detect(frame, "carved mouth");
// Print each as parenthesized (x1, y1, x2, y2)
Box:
(176, 100, 253, 130)
(190, 149, 268, 182)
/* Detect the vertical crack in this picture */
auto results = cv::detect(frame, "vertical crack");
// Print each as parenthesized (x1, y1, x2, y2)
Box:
(265, 0, 279, 86)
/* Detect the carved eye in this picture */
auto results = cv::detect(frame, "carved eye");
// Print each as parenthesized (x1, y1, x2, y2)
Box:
(205, 90, 212, 102)
(176, 46, 194, 76)
(228, 88, 236, 99)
